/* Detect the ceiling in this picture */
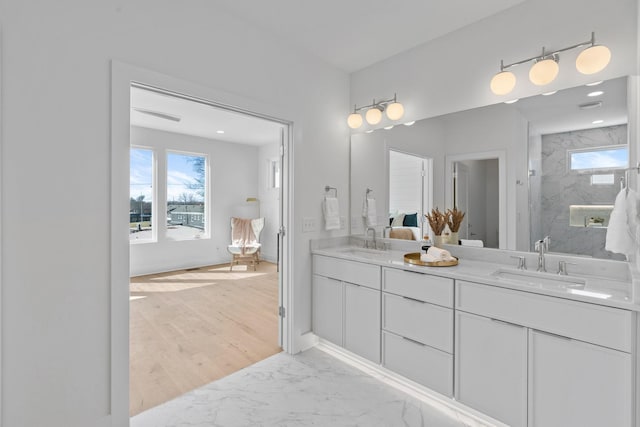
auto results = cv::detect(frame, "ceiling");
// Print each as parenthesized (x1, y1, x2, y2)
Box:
(131, 1, 527, 142)
(213, 0, 526, 73)
(130, 86, 284, 146)
(514, 77, 627, 135)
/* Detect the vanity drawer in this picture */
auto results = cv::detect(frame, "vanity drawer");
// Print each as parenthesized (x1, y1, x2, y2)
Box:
(383, 293, 453, 353)
(383, 267, 453, 307)
(313, 255, 381, 290)
(382, 331, 453, 397)
(456, 281, 633, 352)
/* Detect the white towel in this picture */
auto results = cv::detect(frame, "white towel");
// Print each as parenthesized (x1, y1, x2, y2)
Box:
(420, 253, 439, 263)
(606, 188, 638, 257)
(361, 197, 377, 227)
(323, 197, 340, 231)
(426, 246, 456, 261)
(460, 239, 484, 247)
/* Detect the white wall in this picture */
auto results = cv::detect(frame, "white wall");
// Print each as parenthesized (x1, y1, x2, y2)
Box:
(130, 126, 265, 276)
(0, 2, 350, 426)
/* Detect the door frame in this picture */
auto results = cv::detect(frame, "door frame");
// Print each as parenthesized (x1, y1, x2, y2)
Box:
(445, 150, 506, 248)
(111, 61, 293, 425)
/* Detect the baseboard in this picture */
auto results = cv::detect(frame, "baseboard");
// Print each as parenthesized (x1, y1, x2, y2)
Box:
(315, 340, 508, 427)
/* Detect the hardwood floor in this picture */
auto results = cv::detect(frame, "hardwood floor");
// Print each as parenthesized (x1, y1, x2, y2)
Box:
(129, 262, 281, 416)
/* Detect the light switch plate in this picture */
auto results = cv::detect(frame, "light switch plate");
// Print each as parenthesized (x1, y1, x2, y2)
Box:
(302, 217, 317, 232)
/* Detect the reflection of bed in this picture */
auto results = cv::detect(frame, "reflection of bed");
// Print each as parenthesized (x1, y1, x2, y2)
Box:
(389, 226, 420, 240)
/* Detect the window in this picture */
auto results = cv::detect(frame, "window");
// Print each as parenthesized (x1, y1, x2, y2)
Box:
(130, 148, 154, 242)
(166, 152, 207, 240)
(569, 145, 628, 171)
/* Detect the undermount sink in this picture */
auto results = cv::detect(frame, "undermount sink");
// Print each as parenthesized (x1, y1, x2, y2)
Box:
(336, 247, 388, 258)
(492, 268, 586, 290)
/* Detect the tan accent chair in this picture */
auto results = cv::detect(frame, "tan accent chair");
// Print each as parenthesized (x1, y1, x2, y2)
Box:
(227, 217, 264, 271)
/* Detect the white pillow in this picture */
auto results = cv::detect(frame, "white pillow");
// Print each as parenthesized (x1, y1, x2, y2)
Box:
(391, 213, 405, 227)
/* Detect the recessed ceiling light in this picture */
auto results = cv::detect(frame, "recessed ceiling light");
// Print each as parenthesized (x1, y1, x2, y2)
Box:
(403, 121, 416, 126)
(586, 81, 603, 86)
(592, 120, 604, 124)
(504, 99, 519, 104)
(542, 91, 557, 96)
(216, 130, 225, 134)
(365, 129, 374, 133)
(384, 125, 394, 130)
(587, 91, 604, 97)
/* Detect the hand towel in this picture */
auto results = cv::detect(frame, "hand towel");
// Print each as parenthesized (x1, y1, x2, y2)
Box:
(606, 188, 637, 257)
(420, 253, 439, 263)
(460, 239, 484, 247)
(323, 196, 340, 231)
(361, 197, 377, 227)
(427, 246, 455, 261)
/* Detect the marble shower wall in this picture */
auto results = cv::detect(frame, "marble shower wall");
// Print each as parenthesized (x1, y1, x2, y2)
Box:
(540, 124, 627, 260)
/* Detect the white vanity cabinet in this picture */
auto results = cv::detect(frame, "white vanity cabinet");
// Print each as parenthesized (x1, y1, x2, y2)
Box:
(312, 255, 381, 363)
(455, 280, 634, 427)
(528, 330, 632, 427)
(381, 268, 455, 397)
(455, 311, 528, 427)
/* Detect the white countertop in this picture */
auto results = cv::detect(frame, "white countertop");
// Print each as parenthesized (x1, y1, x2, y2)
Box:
(312, 244, 639, 311)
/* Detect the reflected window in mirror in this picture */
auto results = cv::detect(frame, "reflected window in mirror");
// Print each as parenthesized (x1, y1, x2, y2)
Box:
(388, 150, 432, 241)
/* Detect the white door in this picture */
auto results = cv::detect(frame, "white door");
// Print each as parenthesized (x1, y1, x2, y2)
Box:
(455, 311, 528, 427)
(528, 330, 632, 427)
(454, 162, 470, 239)
(344, 283, 380, 363)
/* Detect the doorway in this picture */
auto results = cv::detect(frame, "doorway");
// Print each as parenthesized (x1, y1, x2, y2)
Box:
(111, 62, 292, 423)
(127, 83, 288, 415)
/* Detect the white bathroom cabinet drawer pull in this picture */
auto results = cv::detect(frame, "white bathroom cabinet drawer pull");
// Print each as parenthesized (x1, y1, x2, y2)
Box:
(383, 293, 453, 352)
(383, 267, 453, 307)
(456, 281, 632, 352)
(402, 336, 427, 346)
(313, 255, 381, 289)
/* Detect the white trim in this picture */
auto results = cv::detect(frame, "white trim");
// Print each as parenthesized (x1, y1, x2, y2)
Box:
(0, 25, 4, 427)
(445, 150, 507, 249)
(315, 340, 508, 427)
(111, 61, 294, 426)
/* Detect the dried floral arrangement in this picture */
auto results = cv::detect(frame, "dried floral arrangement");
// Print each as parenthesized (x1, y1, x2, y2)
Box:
(446, 207, 466, 232)
(425, 207, 449, 236)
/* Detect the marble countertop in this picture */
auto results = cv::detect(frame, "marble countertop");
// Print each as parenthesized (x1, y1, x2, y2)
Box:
(312, 243, 639, 311)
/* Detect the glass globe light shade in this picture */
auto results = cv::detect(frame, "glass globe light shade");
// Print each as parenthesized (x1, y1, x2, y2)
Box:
(529, 58, 559, 86)
(365, 108, 383, 125)
(347, 112, 363, 129)
(490, 71, 516, 95)
(385, 102, 404, 121)
(576, 45, 611, 75)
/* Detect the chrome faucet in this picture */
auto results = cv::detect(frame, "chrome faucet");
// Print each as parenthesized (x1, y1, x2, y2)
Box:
(535, 236, 550, 272)
(365, 227, 377, 249)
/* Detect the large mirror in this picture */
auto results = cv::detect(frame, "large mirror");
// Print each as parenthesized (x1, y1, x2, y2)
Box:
(350, 76, 631, 260)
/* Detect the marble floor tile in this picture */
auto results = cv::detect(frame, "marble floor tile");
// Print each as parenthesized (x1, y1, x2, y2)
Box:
(131, 347, 488, 427)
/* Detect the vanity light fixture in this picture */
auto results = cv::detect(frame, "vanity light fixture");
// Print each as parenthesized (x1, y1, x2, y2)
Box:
(490, 32, 611, 95)
(347, 93, 405, 129)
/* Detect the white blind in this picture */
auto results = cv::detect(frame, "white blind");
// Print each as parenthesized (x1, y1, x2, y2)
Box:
(389, 151, 423, 215)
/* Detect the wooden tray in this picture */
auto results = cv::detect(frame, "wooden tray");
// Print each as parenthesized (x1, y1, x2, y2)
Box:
(404, 252, 459, 267)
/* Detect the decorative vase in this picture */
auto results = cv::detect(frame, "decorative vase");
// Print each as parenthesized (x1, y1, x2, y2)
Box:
(449, 231, 459, 245)
(433, 235, 444, 247)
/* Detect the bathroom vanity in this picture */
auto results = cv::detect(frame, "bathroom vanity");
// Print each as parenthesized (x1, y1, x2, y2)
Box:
(311, 240, 639, 427)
